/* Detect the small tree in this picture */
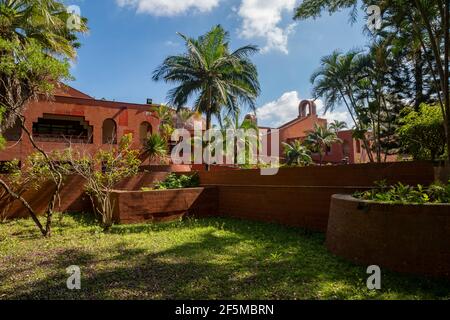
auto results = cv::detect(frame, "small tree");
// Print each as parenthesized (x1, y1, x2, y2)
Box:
(397, 104, 446, 161)
(305, 123, 342, 165)
(283, 140, 312, 166)
(0, 153, 68, 234)
(61, 134, 141, 230)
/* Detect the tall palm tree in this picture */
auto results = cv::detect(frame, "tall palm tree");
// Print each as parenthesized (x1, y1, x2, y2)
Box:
(283, 140, 312, 166)
(311, 50, 374, 162)
(153, 25, 260, 169)
(305, 123, 343, 166)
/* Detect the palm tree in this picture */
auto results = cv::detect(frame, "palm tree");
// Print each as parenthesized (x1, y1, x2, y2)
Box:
(153, 25, 260, 170)
(311, 50, 374, 162)
(221, 111, 259, 166)
(283, 140, 312, 166)
(329, 120, 347, 133)
(154, 105, 175, 143)
(0, 0, 88, 59)
(305, 123, 342, 166)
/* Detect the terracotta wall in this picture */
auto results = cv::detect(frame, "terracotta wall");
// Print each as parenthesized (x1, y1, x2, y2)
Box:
(326, 194, 450, 278)
(2, 162, 437, 232)
(0, 175, 90, 219)
(0, 96, 160, 164)
(197, 161, 436, 232)
(110, 187, 218, 224)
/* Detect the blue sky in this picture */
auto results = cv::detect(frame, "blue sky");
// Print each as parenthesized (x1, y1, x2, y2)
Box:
(67, 0, 368, 127)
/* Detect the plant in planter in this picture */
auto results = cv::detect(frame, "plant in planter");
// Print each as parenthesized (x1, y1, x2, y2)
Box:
(153, 173, 200, 190)
(354, 180, 450, 204)
(144, 133, 169, 163)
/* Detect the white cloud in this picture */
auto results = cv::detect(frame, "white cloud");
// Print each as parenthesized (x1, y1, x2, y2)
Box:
(116, 0, 220, 16)
(237, 0, 298, 54)
(256, 91, 352, 128)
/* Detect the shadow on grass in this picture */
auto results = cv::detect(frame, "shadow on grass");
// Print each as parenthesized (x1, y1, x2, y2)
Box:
(2, 217, 450, 300)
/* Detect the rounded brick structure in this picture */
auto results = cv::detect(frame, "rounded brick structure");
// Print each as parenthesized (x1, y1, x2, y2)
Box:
(326, 194, 450, 278)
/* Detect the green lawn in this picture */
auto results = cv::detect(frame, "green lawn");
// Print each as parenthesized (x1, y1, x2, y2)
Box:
(1, 214, 449, 300)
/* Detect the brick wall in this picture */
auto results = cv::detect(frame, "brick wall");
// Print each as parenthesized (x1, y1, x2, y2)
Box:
(110, 187, 218, 224)
(0, 174, 90, 219)
(197, 161, 436, 232)
(2, 162, 437, 232)
(326, 194, 450, 278)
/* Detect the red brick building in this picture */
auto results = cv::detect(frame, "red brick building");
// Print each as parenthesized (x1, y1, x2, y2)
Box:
(0, 85, 160, 167)
(262, 100, 373, 164)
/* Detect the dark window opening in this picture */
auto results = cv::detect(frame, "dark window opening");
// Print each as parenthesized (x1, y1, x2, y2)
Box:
(32, 115, 93, 143)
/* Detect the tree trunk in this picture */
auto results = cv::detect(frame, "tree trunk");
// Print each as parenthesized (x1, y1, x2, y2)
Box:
(204, 111, 211, 171)
(0, 178, 46, 236)
(414, 49, 424, 111)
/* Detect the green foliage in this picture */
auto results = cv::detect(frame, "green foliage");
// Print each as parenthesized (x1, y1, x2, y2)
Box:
(397, 104, 446, 160)
(305, 123, 342, 165)
(155, 105, 175, 141)
(145, 133, 168, 162)
(354, 180, 450, 204)
(329, 120, 347, 133)
(283, 140, 312, 166)
(0, 38, 72, 131)
(295, 0, 450, 162)
(220, 111, 260, 166)
(0, 0, 88, 59)
(153, 25, 260, 132)
(58, 134, 141, 230)
(153, 173, 200, 190)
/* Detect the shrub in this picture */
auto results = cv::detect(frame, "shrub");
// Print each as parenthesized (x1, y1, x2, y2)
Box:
(144, 133, 168, 162)
(397, 104, 446, 161)
(153, 173, 200, 190)
(354, 180, 450, 204)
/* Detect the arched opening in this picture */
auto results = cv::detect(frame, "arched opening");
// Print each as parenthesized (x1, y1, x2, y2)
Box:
(3, 119, 22, 141)
(139, 121, 152, 144)
(299, 100, 317, 118)
(102, 119, 117, 144)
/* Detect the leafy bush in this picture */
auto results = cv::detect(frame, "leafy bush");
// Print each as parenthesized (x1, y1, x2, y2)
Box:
(397, 104, 446, 161)
(153, 173, 200, 190)
(354, 180, 450, 204)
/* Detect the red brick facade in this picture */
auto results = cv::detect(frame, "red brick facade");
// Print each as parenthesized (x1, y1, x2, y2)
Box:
(0, 85, 160, 165)
(260, 100, 391, 164)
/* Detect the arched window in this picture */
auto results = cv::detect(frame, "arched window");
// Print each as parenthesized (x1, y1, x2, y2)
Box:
(139, 121, 152, 144)
(102, 119, 117, 144)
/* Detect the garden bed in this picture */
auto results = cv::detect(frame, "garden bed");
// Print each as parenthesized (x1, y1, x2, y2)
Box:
(326, 194, 450, 279)
(110, 187, 218, 224)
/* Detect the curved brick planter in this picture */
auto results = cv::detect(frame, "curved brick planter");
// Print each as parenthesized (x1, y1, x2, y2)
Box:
(326, 194, 450, 278)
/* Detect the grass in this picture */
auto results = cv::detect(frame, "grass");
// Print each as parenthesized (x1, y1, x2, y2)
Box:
(1, 214, 449, 300)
